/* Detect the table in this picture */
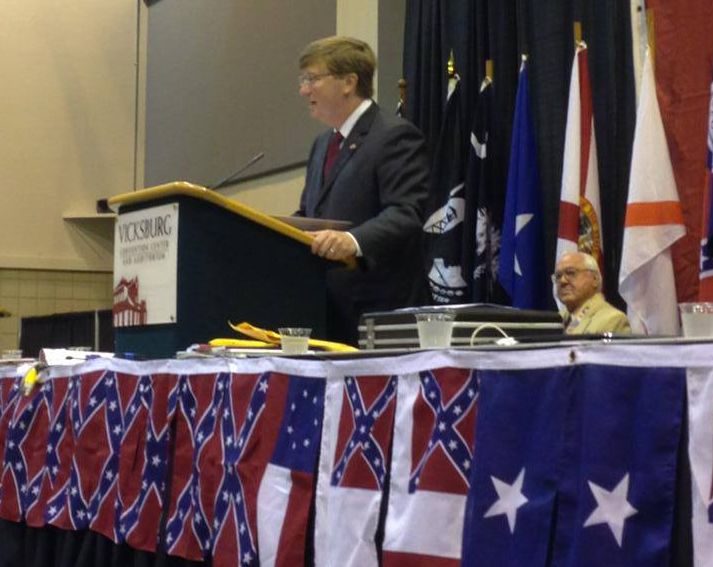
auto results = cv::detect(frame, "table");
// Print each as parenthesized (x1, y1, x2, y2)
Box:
(0, 341, 708, 566)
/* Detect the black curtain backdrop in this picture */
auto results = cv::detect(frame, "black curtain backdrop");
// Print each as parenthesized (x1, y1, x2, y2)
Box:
(404, 0, 637, 307)
(19, 311, 114, 359)
(0, 519, 206, 567)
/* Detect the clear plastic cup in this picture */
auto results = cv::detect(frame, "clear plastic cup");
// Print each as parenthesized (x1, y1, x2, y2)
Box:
(278, 327, 312, 354)
(679, 303, 713, 337)
(415, 311, 456, 348)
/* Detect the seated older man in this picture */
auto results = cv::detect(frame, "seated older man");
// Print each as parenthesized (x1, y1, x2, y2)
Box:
(553, 251, 631, 335)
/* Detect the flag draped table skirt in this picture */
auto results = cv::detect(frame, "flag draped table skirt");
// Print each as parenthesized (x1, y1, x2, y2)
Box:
(0, 343, 704, 567)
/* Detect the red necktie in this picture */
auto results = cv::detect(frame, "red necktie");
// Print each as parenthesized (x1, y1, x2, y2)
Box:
(323, 131, 344, 181)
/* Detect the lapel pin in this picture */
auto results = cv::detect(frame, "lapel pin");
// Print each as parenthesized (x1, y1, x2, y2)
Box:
(349, 143, 357, 150)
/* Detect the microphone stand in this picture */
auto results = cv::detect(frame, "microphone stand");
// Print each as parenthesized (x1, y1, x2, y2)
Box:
(209, 152, 265, 191)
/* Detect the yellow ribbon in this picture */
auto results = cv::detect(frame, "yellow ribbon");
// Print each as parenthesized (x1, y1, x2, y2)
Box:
(227, 321, 358, 352)
(22, 364, 46, 396)
(209, 338, 273, 348)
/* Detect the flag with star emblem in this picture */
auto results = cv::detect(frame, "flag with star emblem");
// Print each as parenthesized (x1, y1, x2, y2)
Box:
(463, 362, 684, 566)
(0, 370, 22, 472)
(382, 367, 478, 565)
(461, 366, 570, 566)
(556, 43, 604, 273)
(314, 374, 397, 567)
(40, 369, 178, 550)
(499, 58, 548, 309)
(43, 370, 121, 533)
(550, 364, 684, 566)
(164, 372, 289, 567)
(28, 376, 77, 529)
(0, 373, 54, 524)
(0, 364, 180, 551)
(698, 69, 713, 300)
(685, 367, 713, 566)
(15, 373, 75, 530)
(256, 374, 325, 567)
(115, 371, 179, 550)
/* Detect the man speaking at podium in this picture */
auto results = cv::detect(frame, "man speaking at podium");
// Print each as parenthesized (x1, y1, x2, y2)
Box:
(295, 36, 430, 345)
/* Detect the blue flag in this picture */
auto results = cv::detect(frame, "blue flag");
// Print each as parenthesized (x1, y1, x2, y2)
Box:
(462, 366, 571, 566)
(461, 363, 684, 567)
(552, 365, 684, 567)
(499, 60, 547, 308)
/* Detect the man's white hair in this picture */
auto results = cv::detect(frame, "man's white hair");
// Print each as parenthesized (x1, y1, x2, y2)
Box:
(558, 251, 602, 291)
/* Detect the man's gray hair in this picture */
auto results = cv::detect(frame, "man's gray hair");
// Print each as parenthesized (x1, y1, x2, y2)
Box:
(579, 252, 602, 291)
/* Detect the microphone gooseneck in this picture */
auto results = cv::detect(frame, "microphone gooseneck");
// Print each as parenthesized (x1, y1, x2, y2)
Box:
(209, 152, 266, 190)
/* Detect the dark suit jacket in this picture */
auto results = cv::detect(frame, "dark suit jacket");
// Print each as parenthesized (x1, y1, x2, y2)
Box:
(297, 102, 430, 345)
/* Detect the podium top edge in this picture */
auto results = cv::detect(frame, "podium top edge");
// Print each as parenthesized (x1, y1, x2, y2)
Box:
(108, 181, 313, 247)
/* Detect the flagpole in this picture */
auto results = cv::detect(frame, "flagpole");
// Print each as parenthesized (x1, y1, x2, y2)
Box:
(397, 78, 406, 115)
(630, 0, 647, 101)
(646, 9, 656, 70)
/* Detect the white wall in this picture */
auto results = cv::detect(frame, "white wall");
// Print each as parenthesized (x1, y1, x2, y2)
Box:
(0, 1, 402, 267)
(0, 1, 139, 271)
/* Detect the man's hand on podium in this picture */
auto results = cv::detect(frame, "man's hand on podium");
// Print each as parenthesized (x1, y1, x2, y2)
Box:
(308, 229, 358, 262)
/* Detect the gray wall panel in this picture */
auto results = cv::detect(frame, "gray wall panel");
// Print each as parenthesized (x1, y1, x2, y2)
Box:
(145, 0, 335, 188)
(378, 0, 406, 115)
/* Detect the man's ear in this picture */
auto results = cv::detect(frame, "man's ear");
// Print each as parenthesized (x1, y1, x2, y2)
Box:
(593, 273, 603, 292)
(342, 73, 358, 95)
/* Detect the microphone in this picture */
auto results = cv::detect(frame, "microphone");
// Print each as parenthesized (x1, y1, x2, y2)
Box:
(209, 152, 265, 190)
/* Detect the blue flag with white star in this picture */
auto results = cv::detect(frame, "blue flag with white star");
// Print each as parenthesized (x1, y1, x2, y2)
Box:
(462, 363, 684, 567)
(461, 366, 570, 566)
(499, 59, 548, 308)
(552, 365, 684, 567)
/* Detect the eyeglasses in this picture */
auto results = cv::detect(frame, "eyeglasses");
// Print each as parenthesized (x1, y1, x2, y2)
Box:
(551, 267, 595, 283)
(298, 72, 333, 87)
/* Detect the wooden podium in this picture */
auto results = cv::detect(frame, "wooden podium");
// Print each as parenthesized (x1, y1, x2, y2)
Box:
(108, 182, 337, 359)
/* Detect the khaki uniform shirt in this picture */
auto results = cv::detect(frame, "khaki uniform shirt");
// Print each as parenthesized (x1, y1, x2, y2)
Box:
(563, 292, 632, 335)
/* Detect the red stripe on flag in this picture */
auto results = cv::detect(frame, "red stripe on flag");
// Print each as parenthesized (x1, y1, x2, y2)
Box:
(624, 202, 684, 227)
(578, 48, 593, 197)
(383, 550, 460, 567)
(699, 275, 713, 301)
(274, 470, 313, 567)
(558, 200, 580, 242)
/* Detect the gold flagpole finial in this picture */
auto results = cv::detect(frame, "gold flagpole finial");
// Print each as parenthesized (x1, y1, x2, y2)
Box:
(646, 9, 656, 69)
(448, 50, 457, 79)
(574, 21, 583, 47)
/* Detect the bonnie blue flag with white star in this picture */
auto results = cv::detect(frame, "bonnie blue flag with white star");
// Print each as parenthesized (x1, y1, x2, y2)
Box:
(461, 367, 571, 567)
(551, 364, 684, 567)
(499, 58, 548, 309)
(462, 363, 684, 567)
